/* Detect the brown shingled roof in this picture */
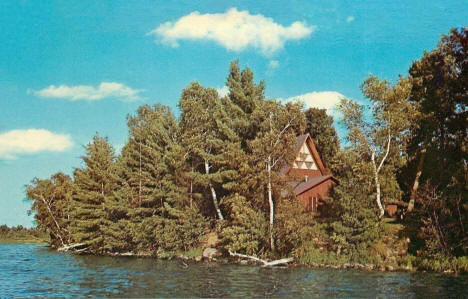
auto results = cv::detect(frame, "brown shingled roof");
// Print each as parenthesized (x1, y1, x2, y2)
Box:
(293, 175, 337, 196)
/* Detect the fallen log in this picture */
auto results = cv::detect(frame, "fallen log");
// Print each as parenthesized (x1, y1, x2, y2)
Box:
(57, 243, 86, 252)
(228, 251, 293, 267)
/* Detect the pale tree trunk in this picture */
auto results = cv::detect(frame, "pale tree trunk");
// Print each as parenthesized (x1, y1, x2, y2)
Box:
(371, 133, 391, 219)
(267, 155, 275, 252)
(407, 147, 426, 213)
(205, 160, 224, 220)
(36, 195, 66, 247)
(138, 143, 142, 205)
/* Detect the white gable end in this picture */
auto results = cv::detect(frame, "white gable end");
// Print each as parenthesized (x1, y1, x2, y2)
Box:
(294, 142, 318, 170)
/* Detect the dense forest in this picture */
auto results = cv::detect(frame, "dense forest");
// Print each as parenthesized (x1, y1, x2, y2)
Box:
(27, 28, 467, 272)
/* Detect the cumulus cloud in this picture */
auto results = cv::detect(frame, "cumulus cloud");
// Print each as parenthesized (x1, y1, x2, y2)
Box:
(268, 60, 280, 69)
(149, 8, 315, 56)
(216, 86, 229, 97)
(346, 16, 355, 23)
(284, 91, 347, 116)
(32, 82, 144, 102)
(0, 129, 73, 159)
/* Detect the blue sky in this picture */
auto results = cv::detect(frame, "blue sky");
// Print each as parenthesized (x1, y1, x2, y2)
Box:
(1, 1, 466, 227)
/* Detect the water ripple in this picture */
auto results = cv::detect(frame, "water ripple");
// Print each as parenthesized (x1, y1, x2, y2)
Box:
(0, 244, 467, 298)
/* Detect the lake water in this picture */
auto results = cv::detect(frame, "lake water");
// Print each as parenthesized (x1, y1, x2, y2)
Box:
(1, 244, 467, 298)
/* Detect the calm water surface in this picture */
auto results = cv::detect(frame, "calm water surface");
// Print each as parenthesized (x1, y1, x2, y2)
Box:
(1, 244, 467, 298)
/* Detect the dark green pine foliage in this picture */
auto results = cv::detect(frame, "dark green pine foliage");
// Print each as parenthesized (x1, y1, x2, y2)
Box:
(304, 108, 340, 171)
(224, 61, 268, 202)
(115, 104, 205, 254)
(329, 151, 382, 259)
(219, 194, 268, 255)
(179, 82, 243, 222)
(71, 135, 116, 253)
(226, 60, 265, 144)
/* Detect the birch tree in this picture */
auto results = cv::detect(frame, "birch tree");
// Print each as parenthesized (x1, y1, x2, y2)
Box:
(249, 100, 305, 251)
(339, 75, 413, 219)
(26, 173, 74, 248)
(179, 82, 242, 222)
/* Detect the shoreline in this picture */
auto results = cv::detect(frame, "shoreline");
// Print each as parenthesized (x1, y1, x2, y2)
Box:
(4, 241, 465, 275)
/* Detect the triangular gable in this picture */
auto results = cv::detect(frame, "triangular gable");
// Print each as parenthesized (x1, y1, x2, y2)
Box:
(280, 133, 329, 176)
(293, 142, 318, 170)
(293, 134, 328, 175)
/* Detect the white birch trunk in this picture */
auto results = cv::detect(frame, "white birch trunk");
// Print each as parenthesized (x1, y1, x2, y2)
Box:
(371, 157, 385, 219)
(371, 133, 391, 219)
(267, 155, 275, 251)
(205, 160, 224, 220)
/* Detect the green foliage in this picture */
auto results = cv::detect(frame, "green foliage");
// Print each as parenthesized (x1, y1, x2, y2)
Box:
(0, 225, 49, 244)
(275, 198, 326, 256)
(303, 108, 340, 170)
(179, 82, 243, 220)
(401, 27, 467, 260)
(71, 135, 117, 253)
(23, 56, 465, 273)
(417, 256, 468, 274)
(219, 194, 268, 255)
(328, 151, 383, 254)
(26, 173, 74, 247)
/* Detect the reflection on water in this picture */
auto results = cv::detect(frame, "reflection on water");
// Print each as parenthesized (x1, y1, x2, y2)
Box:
(1, 244, 467, 298)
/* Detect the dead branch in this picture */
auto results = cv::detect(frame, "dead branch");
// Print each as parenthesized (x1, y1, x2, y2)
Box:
(228, 251, 293, 267)
(57, 243, 86, 252)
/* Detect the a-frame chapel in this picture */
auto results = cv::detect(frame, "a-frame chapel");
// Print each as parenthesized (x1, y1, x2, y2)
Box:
(281, 133, 338, 215)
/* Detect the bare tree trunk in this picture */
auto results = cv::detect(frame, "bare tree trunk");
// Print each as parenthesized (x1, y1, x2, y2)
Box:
(407, 147, 426, 213)
(138, 142, 142, 205)
(190, 164, 194, 209)
(205, 160, 224, 220)
(228, 251, 293, 267)
(371, 133, 391, 219)
(267, 155, 275, 252)
(36, 195, 66, 247)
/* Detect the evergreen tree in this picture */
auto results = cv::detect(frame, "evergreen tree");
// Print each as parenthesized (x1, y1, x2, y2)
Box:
(116, 104, 191, 253)
(179, 82, 243, 222)
(71, 135, 116, 253)
(329, 151, 382, 257)
(226, 60, 265, 144)
(248, 100, 305, 251)
(303, 108, 340, 171)
(219, 194, 268, 255)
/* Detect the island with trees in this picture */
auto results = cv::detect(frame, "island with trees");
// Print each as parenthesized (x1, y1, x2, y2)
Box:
(26, 28, 467, 273)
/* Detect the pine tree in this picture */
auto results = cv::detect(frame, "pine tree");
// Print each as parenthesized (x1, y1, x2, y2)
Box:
(226, 60, 265, 144)
(71, 135, 116, 253)
(115, 104, 189, 253)
(304, 108, 340, 171)
(179, 82, 243, 222)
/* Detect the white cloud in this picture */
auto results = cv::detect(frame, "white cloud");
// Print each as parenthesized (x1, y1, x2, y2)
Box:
(268, 60, 280, 69)
(0, 129, 73, 159)
(346, 16, 355, 23)
(284, 91, 346, 116)
(216, 86, 229, 97)
(149, 8, 315, 56)
(32, 82, 144, 102)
